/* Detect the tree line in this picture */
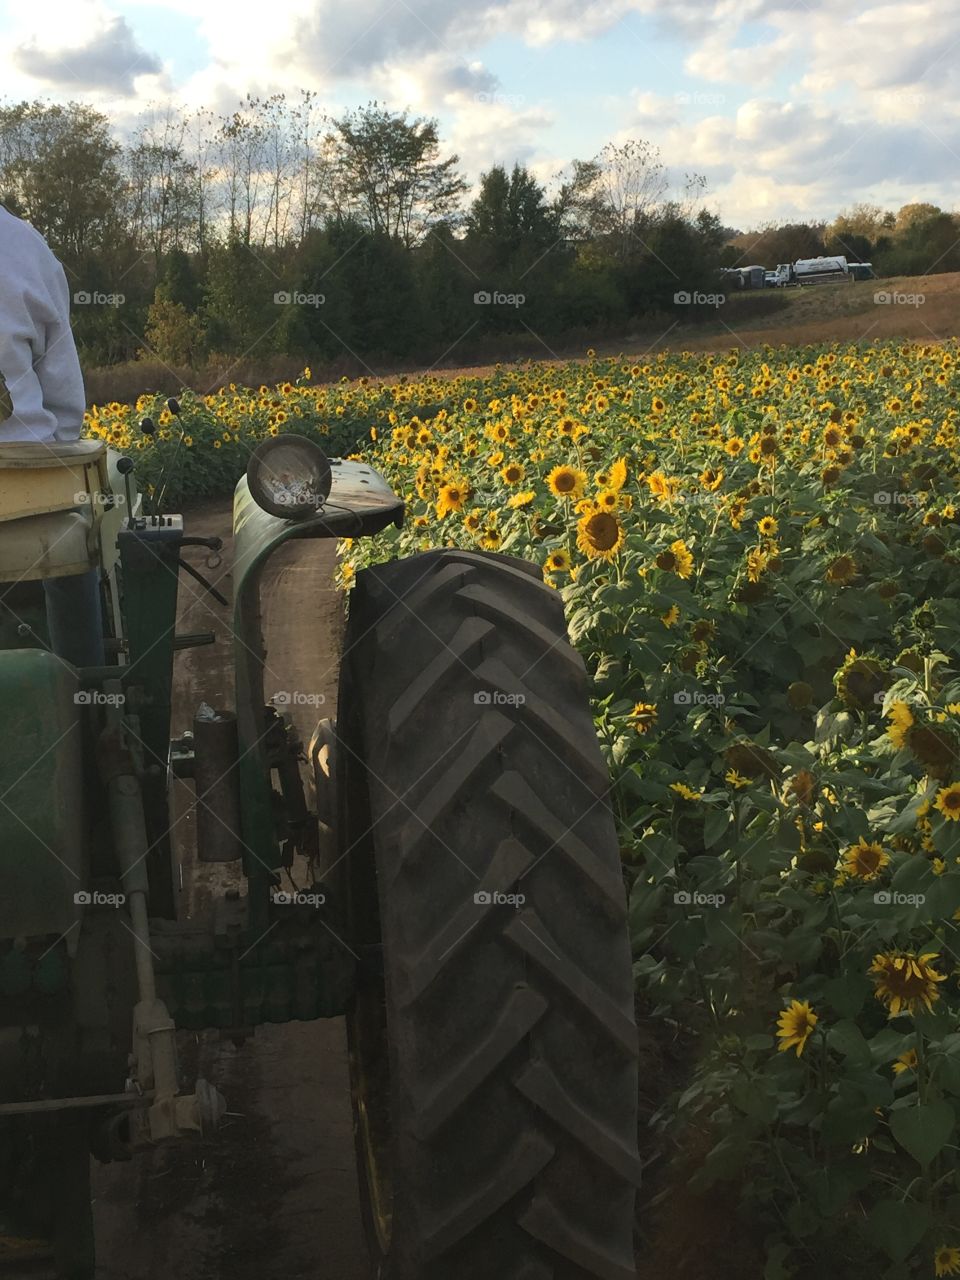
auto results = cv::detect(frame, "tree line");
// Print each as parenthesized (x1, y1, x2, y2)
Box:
(0, 95, 956, 372)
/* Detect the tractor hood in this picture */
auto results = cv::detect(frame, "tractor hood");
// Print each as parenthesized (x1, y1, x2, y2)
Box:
(230, 458, 403, 916)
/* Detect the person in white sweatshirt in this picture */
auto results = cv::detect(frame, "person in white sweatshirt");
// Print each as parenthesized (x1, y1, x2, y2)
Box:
(0, 202, 103, 664)
(0, 202, 86, 443)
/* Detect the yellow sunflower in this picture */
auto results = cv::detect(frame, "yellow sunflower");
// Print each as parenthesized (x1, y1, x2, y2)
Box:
(608, 457, 628, 490)
(507, 490, 535, 508)
(776, 999, 818, 1057)
(646, 471, 678, 501)
(630, 702, 658, 735)
(655, 539, 694, 579)
(436, 482, 469, 518)
(757, 516, 779, 537)
(887, 701, 914, 749)
(934, 783, 960, 821)
(500, 461, 525, 486)
(935, 1246, 960, 1277)
(547, 465, 587, 499)
(670, 782, 702, 800)
(825, 555, 857, 586)
(576, 510, 624, 561)
(841, 837, 890, 880)
(870, 950, 946, 1016)
(545, 549, 573, 573)
(892, 1047, 918, 1075)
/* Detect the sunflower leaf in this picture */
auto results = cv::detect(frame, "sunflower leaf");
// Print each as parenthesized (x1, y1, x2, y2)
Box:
(889, 1099, 955, 1167)
(864, 1198, 931, 1262)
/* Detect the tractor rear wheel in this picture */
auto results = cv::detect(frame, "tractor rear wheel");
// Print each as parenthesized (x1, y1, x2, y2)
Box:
(336, 549, 640, 1280)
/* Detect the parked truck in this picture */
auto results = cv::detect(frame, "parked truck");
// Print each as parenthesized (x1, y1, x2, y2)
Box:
(768, 256, 854, 287)
(720, 264, 767, 290)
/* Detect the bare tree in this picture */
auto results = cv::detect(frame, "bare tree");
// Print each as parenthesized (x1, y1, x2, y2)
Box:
(126, 106, 201, 259)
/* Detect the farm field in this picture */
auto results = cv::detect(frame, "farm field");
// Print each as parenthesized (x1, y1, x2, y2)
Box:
(79, 272, 960, 411)
(90, 335, 960, 1279)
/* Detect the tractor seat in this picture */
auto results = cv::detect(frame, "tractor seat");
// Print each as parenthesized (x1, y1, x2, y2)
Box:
(0, 509, 95, 582)
(0, 440, 106, 466)
(0, 439, 107, 524)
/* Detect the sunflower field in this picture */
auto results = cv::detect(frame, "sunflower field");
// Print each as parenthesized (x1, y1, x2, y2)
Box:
(91, 339, 960, 1278)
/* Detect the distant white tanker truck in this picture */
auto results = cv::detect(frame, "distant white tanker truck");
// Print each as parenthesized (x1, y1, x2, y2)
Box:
(773, 254, 855, 285)
(721, 257, 876, 292)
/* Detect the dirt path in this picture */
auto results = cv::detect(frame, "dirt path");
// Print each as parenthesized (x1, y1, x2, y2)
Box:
(91, 499, 369, 1280)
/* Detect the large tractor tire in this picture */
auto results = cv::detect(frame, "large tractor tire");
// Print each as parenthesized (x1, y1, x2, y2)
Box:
(337, 549, 640, 1280)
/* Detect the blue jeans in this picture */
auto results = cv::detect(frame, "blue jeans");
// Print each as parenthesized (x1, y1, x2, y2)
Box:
(43, 570, 105, 667)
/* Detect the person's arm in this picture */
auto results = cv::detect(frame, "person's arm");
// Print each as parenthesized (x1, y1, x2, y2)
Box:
(35, 254, 86, 442)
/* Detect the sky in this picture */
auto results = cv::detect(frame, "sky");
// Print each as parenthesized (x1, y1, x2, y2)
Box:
(0, 0, 958, 228)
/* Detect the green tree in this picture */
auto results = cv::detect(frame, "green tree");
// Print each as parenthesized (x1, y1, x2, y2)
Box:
(467, 164, 559, 267)
(0, 100, 127, 263)
(331, 104, 467, 248)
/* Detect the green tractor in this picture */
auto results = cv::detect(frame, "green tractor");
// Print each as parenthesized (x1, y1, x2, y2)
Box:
(0, 408, 641, 1279)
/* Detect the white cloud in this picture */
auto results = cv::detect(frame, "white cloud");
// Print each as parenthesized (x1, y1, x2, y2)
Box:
(2, 0, 959, 223)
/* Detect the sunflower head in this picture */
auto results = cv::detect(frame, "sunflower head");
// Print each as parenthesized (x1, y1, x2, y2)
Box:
(886, 701, 914, 750)
(576, 510, 625, 561)
(934, 1245, 960, 1277)
(787, 681, 814, 709)
(835, 654, 887, 711)
(435, 481, 469, 518)
(892, 1047, 918, 1076)
(545, 548, 572, 574)
(934, 782, 960, 821)
(776, 999, 818, 1056)
(870, 950, 946, 1017)
(825, 554, 857, 586)
(841, 836, 890, 880)
(906, 722, 960, 778)
(894, 646, 925, 674)
(630, 702, 657, 735)
(724, 740, 779, 781)
(547, 465, 587, 499)
(787, 768, 816, 808)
